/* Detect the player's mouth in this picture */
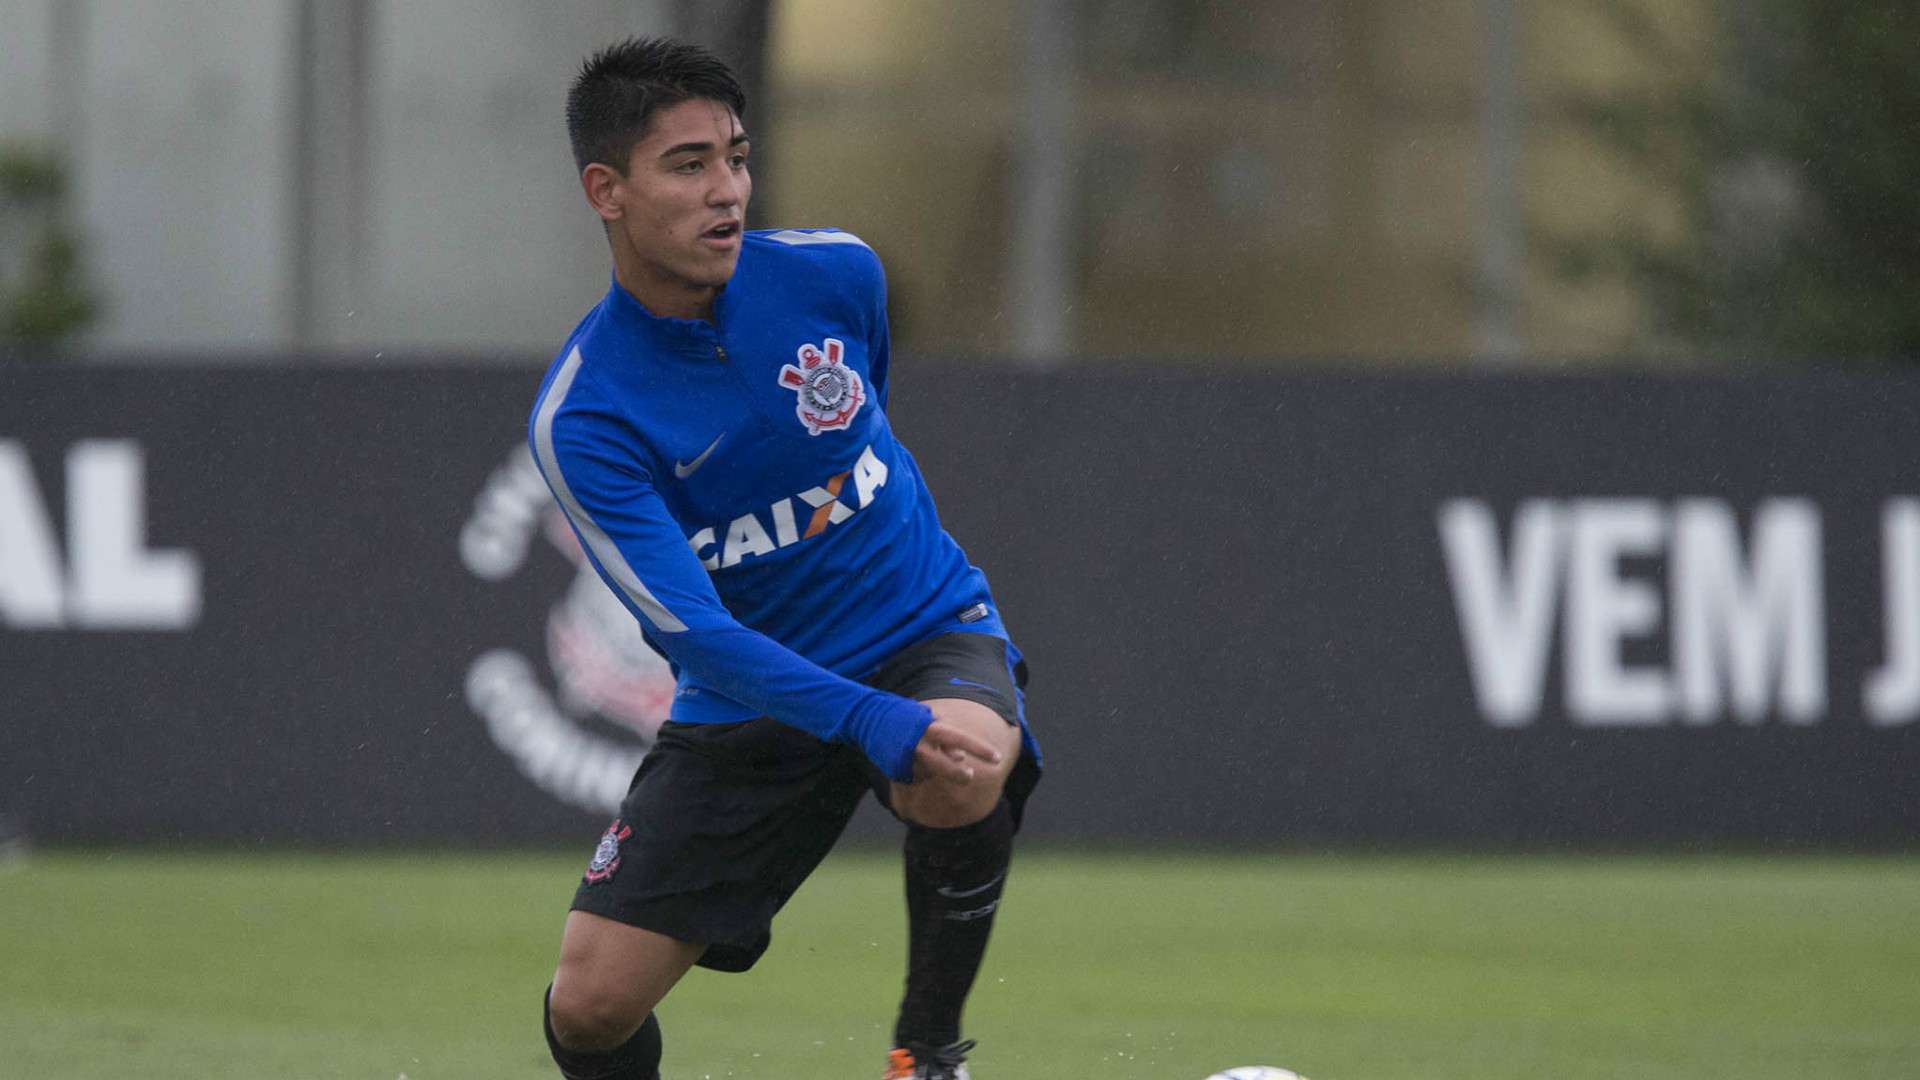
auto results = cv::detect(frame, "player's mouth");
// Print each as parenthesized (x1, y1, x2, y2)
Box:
(699, 220, 742, 249)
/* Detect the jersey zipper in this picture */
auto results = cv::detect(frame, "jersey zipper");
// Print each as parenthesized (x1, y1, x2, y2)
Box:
(707, 313, 774, 437)
(710, 302, 730, 363)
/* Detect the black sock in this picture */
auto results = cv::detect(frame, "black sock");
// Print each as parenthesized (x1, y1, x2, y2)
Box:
(543, 985, 662, 1080)
(895, 798, 1015, 1048)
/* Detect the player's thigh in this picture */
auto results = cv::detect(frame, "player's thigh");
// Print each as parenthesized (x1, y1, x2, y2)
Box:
(549, 910, 702, 1047)
(890, 696, 1022, 828)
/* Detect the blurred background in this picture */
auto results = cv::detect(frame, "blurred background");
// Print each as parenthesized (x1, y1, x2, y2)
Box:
(6, 0, 1916, 366)
(3, 4, 1919, 1078)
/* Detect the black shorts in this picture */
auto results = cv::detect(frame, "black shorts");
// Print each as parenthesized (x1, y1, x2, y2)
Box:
(568, 631, 1040, 973)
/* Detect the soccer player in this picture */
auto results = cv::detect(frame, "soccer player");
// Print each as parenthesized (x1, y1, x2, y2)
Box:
(529, 37, 1042, 1080)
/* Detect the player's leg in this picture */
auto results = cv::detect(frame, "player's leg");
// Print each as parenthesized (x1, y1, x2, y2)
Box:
(541, 716, 873, 1077)
(867, 633, 1042, 1076)
(889, 698, 1021, 1067)
(545, 912, 701, 1078)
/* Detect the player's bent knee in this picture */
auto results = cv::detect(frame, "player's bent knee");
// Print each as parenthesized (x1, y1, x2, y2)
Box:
(548, 911, 699, 1051)
(907, 798, 995, 830)
(893, 772, 1009, 829)
(894, 726, 1020, 827)
(546, 974, 650, 1051)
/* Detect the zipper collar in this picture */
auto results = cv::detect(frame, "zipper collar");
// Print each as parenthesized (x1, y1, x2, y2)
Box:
(603, 271, 732, 359)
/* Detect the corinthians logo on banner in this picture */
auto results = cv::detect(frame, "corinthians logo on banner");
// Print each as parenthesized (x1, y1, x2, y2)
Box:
(458, 446, 675, 814)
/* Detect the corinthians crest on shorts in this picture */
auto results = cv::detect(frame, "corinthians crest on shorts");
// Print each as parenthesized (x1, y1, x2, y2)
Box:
(778, 337, 865, 435)
(584, 819, 632, 884)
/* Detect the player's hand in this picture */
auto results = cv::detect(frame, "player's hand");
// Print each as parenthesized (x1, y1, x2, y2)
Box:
(912, 716, 1004, 784)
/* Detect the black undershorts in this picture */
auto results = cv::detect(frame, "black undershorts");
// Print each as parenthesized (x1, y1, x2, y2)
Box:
(567, 631, 1040, 973)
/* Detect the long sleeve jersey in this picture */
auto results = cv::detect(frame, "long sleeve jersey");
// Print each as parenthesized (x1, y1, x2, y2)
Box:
(528, 228, 1007, 782)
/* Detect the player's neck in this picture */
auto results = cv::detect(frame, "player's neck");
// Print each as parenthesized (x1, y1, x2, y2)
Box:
(612, 258, 718, 323)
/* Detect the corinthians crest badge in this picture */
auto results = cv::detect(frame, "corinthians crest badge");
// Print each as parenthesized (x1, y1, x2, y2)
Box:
(779, 337, 866, 435)
(585, 819, 632, 884)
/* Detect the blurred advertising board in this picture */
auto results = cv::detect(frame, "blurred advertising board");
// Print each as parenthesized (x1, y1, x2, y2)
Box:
(2, 361, 1917, 846)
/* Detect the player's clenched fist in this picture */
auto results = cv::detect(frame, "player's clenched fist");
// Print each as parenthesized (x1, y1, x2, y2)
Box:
(912, 718, 1004, 784)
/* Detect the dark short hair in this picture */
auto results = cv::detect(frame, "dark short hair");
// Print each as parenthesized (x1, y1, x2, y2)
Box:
(566, 37, 747, 175)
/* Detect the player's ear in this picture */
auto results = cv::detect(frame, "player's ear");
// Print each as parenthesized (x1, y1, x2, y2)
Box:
(581, 162, 626, 222)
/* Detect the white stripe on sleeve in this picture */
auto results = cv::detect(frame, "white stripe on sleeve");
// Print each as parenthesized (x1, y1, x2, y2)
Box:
(531, 345, 690, 634)
(762, 228, 872, 250)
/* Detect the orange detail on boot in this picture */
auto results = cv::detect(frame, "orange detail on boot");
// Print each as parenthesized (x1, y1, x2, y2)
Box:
(884, 1047, 918, 1079)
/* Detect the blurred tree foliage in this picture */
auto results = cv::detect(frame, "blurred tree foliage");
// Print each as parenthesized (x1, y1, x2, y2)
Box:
(0, 142, 100, 349)
(1550, 2, 1920, 364)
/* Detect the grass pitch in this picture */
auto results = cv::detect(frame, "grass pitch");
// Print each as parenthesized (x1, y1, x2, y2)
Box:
(1, 848, 1916, 1079)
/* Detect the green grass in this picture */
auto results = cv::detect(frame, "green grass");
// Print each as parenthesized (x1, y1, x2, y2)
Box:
(2, 848, 1917, 1079)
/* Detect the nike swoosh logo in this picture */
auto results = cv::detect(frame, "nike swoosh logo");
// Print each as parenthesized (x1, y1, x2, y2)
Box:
(948, 677, 997, 693)
(937, 873, 1005, 899)
(674, 433, 726, 479)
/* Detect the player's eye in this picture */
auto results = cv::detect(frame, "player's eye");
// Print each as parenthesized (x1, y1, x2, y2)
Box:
(729, 154, 748, 170)
(674, 159, 702, 174)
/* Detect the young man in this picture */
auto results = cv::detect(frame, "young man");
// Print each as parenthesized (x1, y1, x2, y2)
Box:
(530, 37, 1041, 1080)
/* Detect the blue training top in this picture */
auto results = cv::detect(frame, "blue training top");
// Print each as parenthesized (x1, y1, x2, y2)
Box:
(529, 228, 1007, 783)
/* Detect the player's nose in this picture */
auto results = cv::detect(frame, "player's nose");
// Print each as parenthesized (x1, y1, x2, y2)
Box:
(707, 168, 746, 207)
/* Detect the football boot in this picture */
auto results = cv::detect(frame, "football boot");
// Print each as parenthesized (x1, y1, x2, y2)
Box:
(883, 1038, 975, 1080)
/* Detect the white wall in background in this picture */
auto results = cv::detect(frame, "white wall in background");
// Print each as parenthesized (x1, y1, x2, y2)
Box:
(74, 0, 297, 352)
(355, 0, 666, 356)
(1, 0, 673, 356)
(0, 0, 54, 137)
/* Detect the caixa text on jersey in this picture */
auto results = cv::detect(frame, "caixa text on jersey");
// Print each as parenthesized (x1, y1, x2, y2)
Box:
(687, 444, 889, 570)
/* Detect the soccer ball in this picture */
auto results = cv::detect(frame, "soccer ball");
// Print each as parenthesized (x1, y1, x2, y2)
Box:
(1204, 1069, 1307, 1080)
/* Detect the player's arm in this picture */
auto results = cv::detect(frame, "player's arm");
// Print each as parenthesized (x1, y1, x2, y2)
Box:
(531, 409, 994, 783)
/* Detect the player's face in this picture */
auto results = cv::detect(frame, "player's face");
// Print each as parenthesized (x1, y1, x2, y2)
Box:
(594, 97, 751, 316)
